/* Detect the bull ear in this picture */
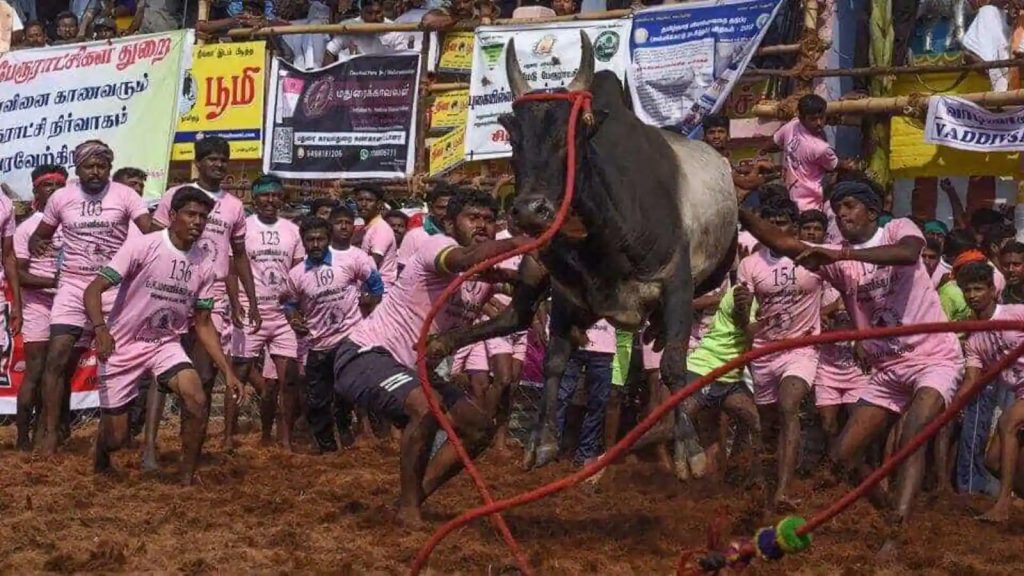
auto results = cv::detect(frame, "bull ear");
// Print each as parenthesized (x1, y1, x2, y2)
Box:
(505, 39, 531, 99)
(567, 30, 594, 92)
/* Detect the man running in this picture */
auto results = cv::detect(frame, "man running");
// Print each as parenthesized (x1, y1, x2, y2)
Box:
(739, 178, 964, 535)
(83, 186, 242, 483)
(957, 262, 1024, 523)
(13, 164, 65, 449)
(227, 175, 305, 450)
(335, 189, 531, 525)
(30, 140, 151, 454)
(738, 196, 824, 511)
(144, 136, 259, 467)
(354, 185, 398, 289)
(286, 214, 382, 452)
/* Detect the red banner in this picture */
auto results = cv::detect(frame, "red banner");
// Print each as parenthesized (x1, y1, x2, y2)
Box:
(0, 287, 99, 414)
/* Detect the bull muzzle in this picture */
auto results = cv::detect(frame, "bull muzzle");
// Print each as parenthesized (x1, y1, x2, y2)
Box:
(510, 195, 556, 233)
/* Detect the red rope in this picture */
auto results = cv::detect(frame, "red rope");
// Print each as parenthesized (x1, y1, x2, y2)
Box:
(409, 90, 593, 576)
(413, 319, 1024, 571)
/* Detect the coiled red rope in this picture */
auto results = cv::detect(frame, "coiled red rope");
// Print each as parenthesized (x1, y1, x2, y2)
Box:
(411, 90, 594, 576)
(414, 319, 1024, 573)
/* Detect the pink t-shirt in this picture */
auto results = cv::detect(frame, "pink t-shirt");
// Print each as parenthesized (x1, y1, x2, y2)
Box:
(930, 257, 952, 288)
(816, 286, 870, 391)
(0, 194, 15, 285)
(396, 225, 428, 276)
(738, 230, 760, 255)
(42, 182, 147, 285)
(690, 276, 730, 349)
(100, 230, 216, 346)
(964, 304, 1024, 399)
(582, 319, 617, 354)
(819, 218, 962, 369)
(491, 229, 522, 309)
(287, 246, 377, 351)
(773, 118, 839, 212)
(738, 246, 823, 346)
(14, 212, 63, 296)
(361, 215, 398, 288)
(350, 233, 466, 368)
(239, 215, 305, 314)
(153, 185, 246, 282)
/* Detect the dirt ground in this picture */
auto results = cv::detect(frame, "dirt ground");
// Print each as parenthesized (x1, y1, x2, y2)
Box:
(2, 420, 1023, 576)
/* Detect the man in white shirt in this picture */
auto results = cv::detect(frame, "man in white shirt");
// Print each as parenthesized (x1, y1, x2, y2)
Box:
(323, 0, 409, 64)
(0, 0, 23, 54)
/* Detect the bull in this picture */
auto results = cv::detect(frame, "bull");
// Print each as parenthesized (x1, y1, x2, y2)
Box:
(429, 32, 738, 474)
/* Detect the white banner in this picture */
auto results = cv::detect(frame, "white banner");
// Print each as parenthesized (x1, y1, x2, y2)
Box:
(0, 31, 189, 200)
(628, 0, 783, 136)
(464, 19, 632, 161)
(925, 95, 1024, 152)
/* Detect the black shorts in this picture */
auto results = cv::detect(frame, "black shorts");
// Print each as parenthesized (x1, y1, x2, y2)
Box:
(333, 339, 463, 427)
(686, 370, 750, 409)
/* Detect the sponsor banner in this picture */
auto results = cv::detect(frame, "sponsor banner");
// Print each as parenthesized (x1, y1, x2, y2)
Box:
(925, 95, 1024, 152)
(438, 31, 474, 74)
(429, 125, 466, 176)
(263, 53, 421, 179)
(0, 30, 189, 200)
(465, 19, 631, 160)
(429, 89, 469, 132)
(173, 41, 267, 161)
(628, 0, 783, 137)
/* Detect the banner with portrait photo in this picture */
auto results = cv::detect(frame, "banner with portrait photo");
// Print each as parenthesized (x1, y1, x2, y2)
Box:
(628, 0, 783, 137)
(263, 53, 421, 179)
(464, 19, 632, 160)
(0, 30, 189, 200)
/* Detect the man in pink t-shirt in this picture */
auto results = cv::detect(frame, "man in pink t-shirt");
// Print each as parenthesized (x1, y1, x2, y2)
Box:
(354, 186, 398, 289)
(143, 137, 258, 469)
(957, 262, 1024, 524)
(333, 189, 532, 525)
(738, 196, 824, 511)
(82, 187, 242, 484)
(554, 319, 616, 468)
(284, 214, 382, 453)
(13, 164, 66, 450)
(225, 176, 306, 450)
(28, 140, 152, 455)
(740, 178, 964, 532)
(760, 94, 853, 213)
(397, 186, 453, 278)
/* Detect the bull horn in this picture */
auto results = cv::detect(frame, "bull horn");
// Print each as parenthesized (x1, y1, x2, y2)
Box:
(567, 31, 594, 92)
(505, 38, 531, 99)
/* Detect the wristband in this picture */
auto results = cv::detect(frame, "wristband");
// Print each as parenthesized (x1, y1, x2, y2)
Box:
(93, 323, 106, 330)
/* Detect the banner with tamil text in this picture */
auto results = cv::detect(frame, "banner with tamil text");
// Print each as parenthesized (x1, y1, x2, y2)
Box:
(464, 19, 632, 160)
(924, 96, 1024, 152)
(628, 0, 783, 137)
(0, 30, 189, 200)
(173, 41, 266, 162)
(263, 53, 421, 179)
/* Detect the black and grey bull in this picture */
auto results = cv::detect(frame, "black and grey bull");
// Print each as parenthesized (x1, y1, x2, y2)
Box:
(429, 32, 737, 473)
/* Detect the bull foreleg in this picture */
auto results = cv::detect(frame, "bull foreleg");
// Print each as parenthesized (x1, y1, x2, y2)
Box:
(659, 247, 707, 481)
(524, 298, 592, 470)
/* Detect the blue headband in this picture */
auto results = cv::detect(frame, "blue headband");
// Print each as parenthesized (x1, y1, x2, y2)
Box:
(830, 180, 881, 214)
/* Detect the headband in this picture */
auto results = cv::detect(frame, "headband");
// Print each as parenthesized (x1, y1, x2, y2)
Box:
(74, 141, 114, 167)
(829, 180, 882, 214)
(33, 173, 66, 188)
(252, 180, 283, 196)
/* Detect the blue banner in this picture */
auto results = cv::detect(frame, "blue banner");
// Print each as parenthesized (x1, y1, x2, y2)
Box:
(627, 0, 783, 137)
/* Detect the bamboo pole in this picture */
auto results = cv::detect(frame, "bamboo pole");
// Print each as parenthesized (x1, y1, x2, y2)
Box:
(429, 82, 470, 93)
(752, 88, 1024, 119)
(748, 58, 1024, 78)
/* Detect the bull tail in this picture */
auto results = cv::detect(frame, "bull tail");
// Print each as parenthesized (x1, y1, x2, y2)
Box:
(694, 230, 737, 298)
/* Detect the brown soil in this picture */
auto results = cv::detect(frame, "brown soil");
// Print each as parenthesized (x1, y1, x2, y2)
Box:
(2, 423, 1023, 575)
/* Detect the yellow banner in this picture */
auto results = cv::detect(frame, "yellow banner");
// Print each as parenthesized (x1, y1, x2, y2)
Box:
(890, 65, 1019, 178)
(429, 126, 466, 176)
(438, 32, 474, 74)
(173, 41, 266, 161)
(429, 89, 469, 132)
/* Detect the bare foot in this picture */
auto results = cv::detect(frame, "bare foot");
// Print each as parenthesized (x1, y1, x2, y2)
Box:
(396, 506, 425, 528)
(688, 451, 709, 479)
(141, 453, 159, 473)
(976, 504, 1011, 524)
(674, 453, 692, 482)
(771, 493, 801, 514)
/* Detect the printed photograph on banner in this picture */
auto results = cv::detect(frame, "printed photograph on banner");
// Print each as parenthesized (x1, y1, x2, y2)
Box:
(173, 41, 267, 162)
(429, 125, 466, 176)
(262, 53, 421, 179)
(627, 0, 784, 137)
(0, 30, 189, 200)
(429, 89, 469, 132)
(465, 19, 631, 160)
(438, 32, 475, 74)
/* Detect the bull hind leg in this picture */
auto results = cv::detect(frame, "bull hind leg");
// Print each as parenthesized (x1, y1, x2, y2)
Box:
(524, 299, 590, 470)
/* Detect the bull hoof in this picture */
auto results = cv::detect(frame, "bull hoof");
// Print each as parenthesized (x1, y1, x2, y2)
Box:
(523, 441, 558, 470)
(674, 453, 692, 482)
(687, 452, 709, 479)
